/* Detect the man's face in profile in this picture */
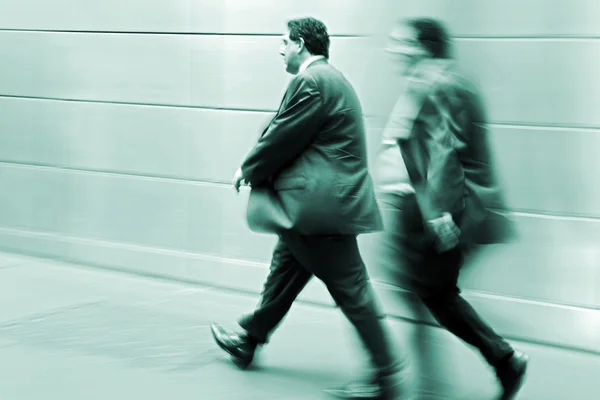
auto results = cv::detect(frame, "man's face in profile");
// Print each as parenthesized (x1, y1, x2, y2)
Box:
(279, 31, 302, 75)
(385, 23, 427, 75)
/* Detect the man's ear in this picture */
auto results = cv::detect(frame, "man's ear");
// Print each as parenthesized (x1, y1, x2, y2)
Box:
(296, 37, 305, 54)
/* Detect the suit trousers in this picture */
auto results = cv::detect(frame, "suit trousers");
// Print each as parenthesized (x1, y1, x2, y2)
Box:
(237, 231, 401, 377)
(374, 192, 514, 369)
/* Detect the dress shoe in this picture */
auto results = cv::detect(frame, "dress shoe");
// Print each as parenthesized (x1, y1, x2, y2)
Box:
(210, 323, 257, 369)
(496, 351, 529, 399)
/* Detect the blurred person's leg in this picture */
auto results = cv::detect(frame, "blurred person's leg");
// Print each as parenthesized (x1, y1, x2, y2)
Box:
(396, 195, 527, 399)
(371, 194, 454, 398)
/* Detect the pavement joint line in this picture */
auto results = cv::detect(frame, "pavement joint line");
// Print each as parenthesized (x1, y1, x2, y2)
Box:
(0, 301, 104, 329)
(0, 261, 28, 269)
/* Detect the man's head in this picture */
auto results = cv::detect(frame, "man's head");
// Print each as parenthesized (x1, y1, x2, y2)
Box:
(280, 17, 330, 75)
(386, 18, 451, 74)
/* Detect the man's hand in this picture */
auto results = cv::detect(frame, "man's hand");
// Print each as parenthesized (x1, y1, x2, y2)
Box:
(232, 168, 248, 193)
(427, 212, 461, 253)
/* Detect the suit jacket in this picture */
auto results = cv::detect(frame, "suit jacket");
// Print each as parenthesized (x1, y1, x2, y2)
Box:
(395, 59, 515, 246)
(241, 59, 383, 235)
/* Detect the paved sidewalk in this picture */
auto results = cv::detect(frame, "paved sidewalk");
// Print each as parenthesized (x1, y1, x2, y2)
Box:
(0, 252, 597, 400)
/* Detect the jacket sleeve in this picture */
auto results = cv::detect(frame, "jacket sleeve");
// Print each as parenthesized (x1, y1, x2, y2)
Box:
(240, 74, 324, 186)
(409, 85, 465, 222)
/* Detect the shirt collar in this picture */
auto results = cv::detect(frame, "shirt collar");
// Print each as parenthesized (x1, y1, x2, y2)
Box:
(407, 58, 453, 85)
(299, 55, 326, 73)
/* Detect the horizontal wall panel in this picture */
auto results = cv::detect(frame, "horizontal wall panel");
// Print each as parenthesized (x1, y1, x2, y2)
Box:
(0, 31, 397, 117)
(0, 164, 277, 263)
(0, 164, 192, 251)
(0, 0, 445, 36)
(0, 97, 380, 184)
(0, 0, 194, 33)
(0, 164, 76, 234)
(13, 0, 527, 40)
(462, 245, 598, 307)
(455, 39, 600, 127)
(489, 125, 600, 217)
(1, 31, 598, 127)
(0, 163, 599, 309)
(0, 31, 194, 106)
(1, 96, 599, 216)
(196, 0, 446, 37)
(444, 0, 600, 37)
(0, 97, 270, 183)
(21, 0, 600, 39)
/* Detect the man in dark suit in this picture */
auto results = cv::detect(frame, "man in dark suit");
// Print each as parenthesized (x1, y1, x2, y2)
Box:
(210, 17, 405, 399)
(372, 18, 528, 399)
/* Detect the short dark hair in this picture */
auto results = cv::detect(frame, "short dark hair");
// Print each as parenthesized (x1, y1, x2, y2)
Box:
(287, 17, 330, 59)
(405, 18, 451, 59)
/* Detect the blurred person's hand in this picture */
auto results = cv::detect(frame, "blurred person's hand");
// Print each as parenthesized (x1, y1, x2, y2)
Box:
(428, 212, 460, 253)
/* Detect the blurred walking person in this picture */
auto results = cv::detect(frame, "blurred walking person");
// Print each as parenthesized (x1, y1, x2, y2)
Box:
(371, 17, 528, 400)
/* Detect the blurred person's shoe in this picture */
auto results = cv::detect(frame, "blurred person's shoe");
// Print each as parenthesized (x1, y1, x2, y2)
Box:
(324, 370, 408, 399)
(496, 351, 529, 399)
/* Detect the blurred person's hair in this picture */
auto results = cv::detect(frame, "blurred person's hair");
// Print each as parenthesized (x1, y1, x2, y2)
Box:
(405, 17, 451, 59)
(287, 17, 330, 59)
